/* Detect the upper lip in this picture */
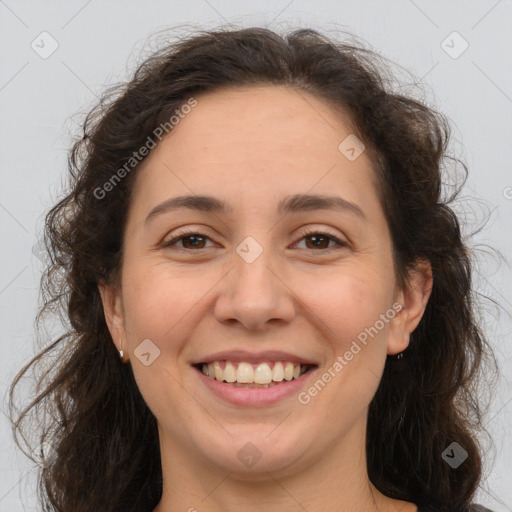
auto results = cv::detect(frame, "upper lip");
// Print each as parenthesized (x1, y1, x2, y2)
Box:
(190, 349, 319, 366)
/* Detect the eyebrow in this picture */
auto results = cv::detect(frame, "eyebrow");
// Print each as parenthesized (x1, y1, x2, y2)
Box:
(144, 193, 367, 224)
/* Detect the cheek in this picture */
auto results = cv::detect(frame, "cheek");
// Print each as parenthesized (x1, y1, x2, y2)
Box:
(119, 262, 195, 427)
(296, 272, 393, 432)
(302, 265, 394, 348)
(121, 260, 205, 343)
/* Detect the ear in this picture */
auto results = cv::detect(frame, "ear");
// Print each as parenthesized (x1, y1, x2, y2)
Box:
(387, 259, 433, 355)
(98, 280, 128, 361)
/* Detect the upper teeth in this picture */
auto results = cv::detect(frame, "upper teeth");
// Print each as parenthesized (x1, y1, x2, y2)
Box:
(201, 361, 307, 384)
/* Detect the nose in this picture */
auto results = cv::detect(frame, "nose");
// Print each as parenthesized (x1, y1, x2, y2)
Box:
(214, 245, 296, 331)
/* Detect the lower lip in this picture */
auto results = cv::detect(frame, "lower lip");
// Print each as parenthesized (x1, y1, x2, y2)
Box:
(194, 366, 317, 407)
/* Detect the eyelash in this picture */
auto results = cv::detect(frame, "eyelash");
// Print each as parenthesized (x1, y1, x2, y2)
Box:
(161, 228, 348, 254)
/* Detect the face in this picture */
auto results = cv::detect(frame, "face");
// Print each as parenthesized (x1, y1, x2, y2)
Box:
(100, 85, 431, 478)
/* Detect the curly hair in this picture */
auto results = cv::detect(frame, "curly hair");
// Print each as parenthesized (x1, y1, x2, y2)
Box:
(9, 25, 498, 512)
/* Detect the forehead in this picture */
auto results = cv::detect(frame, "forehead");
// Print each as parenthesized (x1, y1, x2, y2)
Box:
(163, 84, 358, 156)
(130, 85, 380, 220)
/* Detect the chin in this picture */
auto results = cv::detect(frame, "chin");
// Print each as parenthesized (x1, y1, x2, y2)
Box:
(196, 428, 311, 476)
(213, 450, 305, 479)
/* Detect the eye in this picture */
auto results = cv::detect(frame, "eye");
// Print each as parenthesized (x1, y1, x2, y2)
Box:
(161, 230, 216, 250)
(160, 228, 347, 253)
(293, 228, 348, 253)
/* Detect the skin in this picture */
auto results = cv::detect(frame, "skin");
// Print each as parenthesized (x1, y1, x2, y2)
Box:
(99, 85, 432, 512)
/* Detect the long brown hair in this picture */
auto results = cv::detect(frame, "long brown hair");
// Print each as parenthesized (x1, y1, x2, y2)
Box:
(9, 26, 498, 512)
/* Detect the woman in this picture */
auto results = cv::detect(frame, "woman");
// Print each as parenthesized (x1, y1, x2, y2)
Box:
(9, 26, 498, 512)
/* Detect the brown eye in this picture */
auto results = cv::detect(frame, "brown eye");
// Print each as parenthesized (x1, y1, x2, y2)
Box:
(303, 234, 331, 250)
(294, 230, 347, 252)
(180, 235, 207, 249)
(161, 232, 214, 250)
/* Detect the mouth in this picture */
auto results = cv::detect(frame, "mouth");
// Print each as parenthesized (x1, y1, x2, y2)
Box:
(191, 359, 319, 407)
(192, 360, 316, 388)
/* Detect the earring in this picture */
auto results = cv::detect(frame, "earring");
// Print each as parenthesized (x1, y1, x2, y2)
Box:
(119, 342, 124, 360)
(388, 351, 410, 380)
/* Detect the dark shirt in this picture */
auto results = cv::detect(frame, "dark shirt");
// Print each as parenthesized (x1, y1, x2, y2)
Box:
(417, 505, 494, 512)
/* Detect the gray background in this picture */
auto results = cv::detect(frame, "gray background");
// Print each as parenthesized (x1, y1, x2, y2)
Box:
(1, 0, 511, 510)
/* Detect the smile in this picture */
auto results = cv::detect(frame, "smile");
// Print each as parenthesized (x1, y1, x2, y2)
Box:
(193, 361, 318, 407)
(198, 360, 312, 386)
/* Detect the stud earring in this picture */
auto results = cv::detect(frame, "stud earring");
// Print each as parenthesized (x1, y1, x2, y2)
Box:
(119, 342, 124, 360)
